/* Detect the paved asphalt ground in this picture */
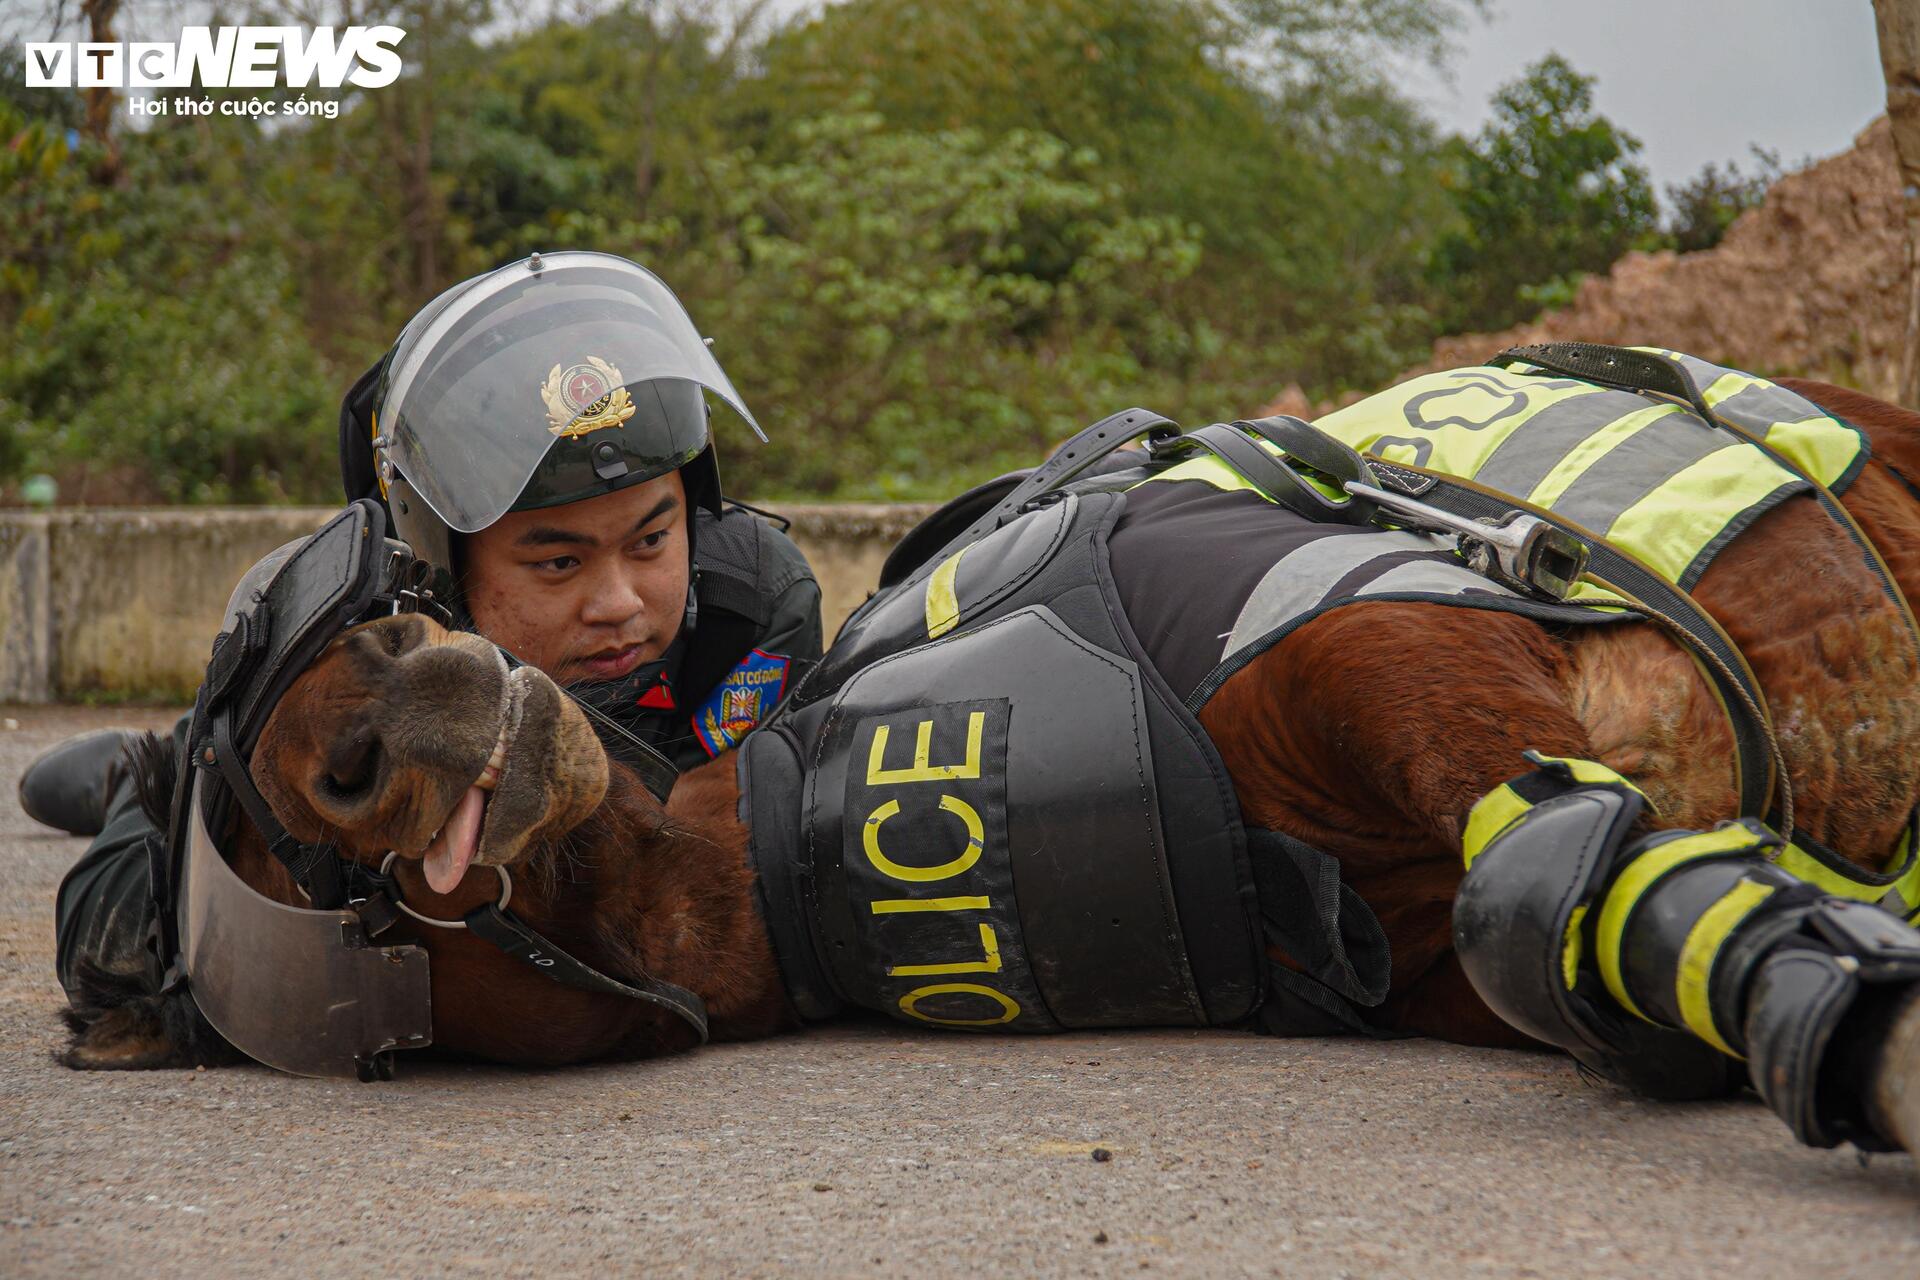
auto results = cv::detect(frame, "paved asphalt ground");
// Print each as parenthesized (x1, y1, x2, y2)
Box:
(3, 708, 1919, 1277)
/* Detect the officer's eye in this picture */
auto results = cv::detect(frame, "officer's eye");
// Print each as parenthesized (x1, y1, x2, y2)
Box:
(634, 529, 671, 551)
(532, 555, 580, 573)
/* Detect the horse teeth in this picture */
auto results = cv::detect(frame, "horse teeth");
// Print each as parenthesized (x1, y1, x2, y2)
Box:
(474, 721, 510, 791)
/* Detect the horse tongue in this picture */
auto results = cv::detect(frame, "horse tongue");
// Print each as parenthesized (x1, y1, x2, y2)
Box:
(423, 785, 487, 895)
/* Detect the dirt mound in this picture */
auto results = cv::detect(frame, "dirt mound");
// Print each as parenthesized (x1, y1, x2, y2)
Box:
(1263, 116, 1907, 419)
(1418, 116, 1906, 394)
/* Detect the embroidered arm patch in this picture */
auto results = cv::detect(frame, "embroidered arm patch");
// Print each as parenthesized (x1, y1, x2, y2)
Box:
(691, 649, 791, 756)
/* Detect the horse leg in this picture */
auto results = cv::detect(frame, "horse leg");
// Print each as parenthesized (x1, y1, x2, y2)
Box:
(1206, 596, 1920, 1151)
(1451, 727, 1920, 1150)
(1201, 599, 1620, 1046)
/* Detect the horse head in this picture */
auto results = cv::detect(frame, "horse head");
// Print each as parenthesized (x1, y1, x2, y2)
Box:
(249, 612, 610, 893)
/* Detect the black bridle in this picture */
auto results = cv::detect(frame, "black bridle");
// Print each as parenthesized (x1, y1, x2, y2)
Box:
(156, 500, 708, 1064)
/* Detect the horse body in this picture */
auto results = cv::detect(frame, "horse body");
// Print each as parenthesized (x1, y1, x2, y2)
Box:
(61, 376, 1920, 1153)
(1200, 379, 1920, 1043)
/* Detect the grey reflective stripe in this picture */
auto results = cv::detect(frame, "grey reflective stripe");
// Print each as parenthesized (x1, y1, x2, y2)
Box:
(1673, 349, 1830, 431)
(1713, 383, 1831, 435)
(1472, 388, 1637, 499)
(1222, 528, 1461, 657)
(1553, 428, 1735, 539)
(1667, 351, 1731, 397)
(1352, 559, 1517, 603)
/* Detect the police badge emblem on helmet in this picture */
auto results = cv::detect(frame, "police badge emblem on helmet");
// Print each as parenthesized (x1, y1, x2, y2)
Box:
(542, 356, 636, 438)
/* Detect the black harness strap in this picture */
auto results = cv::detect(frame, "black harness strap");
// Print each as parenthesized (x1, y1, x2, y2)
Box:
(923, 407, 1180, 568)
(206, 714, 349, 909)
(1493, 342, 1721, 426)
(463, 904, 710, 1043)
(1147, 418, 1378, 527)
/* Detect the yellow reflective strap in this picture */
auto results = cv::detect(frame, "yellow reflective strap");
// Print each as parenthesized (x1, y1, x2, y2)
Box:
(1524, 403, 1685, 510)
(1562, 903, 1588, 991)
(1596, 824, 1773, 1022)
(1135, 454, 1259, 495)
(1464, 760, 1651, 869)
(1675, 878, 1775, 1057)
(1462, 784, 1531, 867)
(1605, 443, 1796, 585)
(1773, 839, 1920, 908)
(1773, 843, 1878, 900)
(925, 546, 968, 638)
(1312, 367, 1602, 481)
(1131, 439, 1346, 502)
(1527, 754, 1650, 798)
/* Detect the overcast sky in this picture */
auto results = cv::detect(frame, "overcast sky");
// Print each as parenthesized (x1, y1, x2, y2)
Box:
(8, 0, 1890, 193)
(1411, 0, 1888, 188)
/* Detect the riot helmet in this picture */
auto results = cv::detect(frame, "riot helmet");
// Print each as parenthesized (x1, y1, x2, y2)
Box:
(361, 251, 763, 573)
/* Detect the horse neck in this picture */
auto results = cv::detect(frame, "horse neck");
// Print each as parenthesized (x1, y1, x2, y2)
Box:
(575, 752, 793, 1041)
(226, 755, 794, 1045)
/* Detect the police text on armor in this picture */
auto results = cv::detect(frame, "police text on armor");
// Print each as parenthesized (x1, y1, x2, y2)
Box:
(23, 27, 406, 90)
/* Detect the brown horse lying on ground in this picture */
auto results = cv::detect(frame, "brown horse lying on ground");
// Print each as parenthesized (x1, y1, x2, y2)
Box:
(61, 370, 1920, 1158)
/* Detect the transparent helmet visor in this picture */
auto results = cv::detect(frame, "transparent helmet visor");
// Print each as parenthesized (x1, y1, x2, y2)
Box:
(379, 253, 760, 533)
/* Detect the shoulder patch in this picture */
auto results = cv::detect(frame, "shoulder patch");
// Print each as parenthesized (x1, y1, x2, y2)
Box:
(691, 649, 791, 757)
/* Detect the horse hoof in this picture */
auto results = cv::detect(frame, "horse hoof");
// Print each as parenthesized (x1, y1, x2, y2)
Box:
(1867, 987, 1920, 1154)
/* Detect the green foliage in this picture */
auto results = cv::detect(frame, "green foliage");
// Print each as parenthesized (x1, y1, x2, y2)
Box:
(1665, 147, 1782, 254)
(652, 112, 1213, 497)
(0, 97, 338, 502)
(0, 3, 1689, 507)
(1429, 53, 1658, 334)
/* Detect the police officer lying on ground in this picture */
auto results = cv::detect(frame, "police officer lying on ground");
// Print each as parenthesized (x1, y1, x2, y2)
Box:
(21, 251, 824, 1005)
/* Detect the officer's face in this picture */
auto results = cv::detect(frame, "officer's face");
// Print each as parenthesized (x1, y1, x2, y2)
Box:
(462, 471, 692, 685)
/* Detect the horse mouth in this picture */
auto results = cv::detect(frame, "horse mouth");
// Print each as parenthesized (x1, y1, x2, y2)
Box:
(421, 667, 528, 893)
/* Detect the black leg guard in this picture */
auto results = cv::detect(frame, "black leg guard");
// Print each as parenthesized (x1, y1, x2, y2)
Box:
(1455, 754, 1920, 1150)
(1743, 901, 1920, 1149)
(1453, 754, 1743, 1101)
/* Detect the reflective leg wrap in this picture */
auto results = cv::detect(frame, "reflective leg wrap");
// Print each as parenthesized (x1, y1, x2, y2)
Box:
(1455, 753, 1920, 1149)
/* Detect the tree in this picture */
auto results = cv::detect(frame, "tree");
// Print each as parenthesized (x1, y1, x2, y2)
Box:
(1664, 147, 1781, 254)
(1429, 53, 1657, 334)
(0, 0, 1492, 502)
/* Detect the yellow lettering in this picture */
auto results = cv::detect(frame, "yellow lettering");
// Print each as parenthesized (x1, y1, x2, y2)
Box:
(898, 982, 1021, 1026)
(862, 796, 984, 882)
(870, 895, 991, 914)
(866, 712, 986, 784)
(888, 924, 1004, 977)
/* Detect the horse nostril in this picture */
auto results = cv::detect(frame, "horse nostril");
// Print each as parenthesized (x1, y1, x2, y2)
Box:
(320, 735, 384, 802)
(377, 614, 428, 657)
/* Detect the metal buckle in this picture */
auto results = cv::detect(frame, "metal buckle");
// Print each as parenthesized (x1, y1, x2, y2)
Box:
(385, 553, 454, 627)
(1345, 481, 1590, 602)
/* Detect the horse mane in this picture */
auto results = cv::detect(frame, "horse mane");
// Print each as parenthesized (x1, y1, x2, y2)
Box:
(129, 728, 179, 832)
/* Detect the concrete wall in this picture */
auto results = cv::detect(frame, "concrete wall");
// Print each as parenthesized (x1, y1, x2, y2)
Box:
(0, 504, 934, 703)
